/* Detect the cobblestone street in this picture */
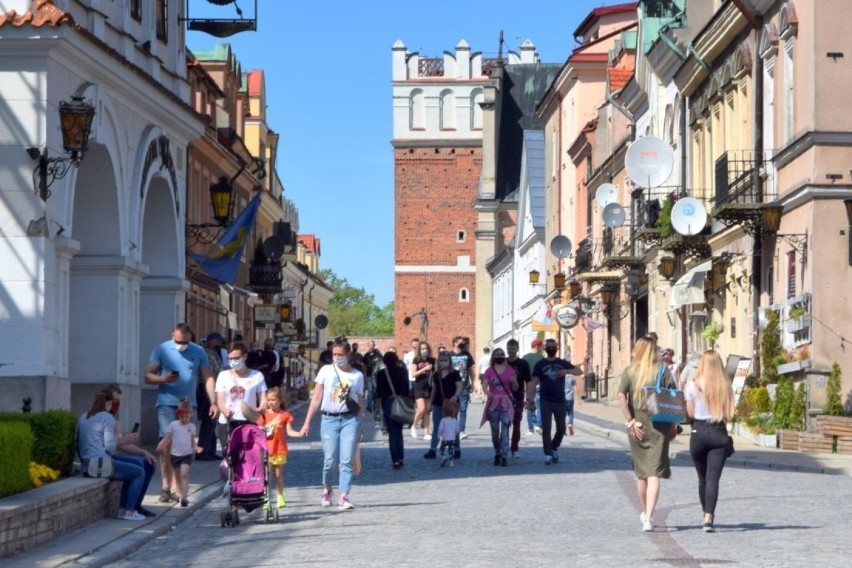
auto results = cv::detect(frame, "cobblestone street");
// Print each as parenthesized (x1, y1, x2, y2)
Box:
(110, 400, 852, 568)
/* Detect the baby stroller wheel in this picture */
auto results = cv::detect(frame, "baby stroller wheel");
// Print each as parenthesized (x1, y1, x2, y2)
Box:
(220, 511, 227, 528)
(232, 509, 240, 526)
(273, 508, 280, 524)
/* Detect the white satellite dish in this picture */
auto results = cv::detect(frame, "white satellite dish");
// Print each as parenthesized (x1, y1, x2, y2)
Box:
(594, 183, 619, 208)
(670, 197, 708, 236)
(625, 136, 675, 188)
(550, 235, 572, 258)
(602, 203, 626, 228)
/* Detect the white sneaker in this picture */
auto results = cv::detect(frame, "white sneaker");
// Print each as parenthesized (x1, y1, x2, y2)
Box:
(643, 519, 654, 532)
(534, 426, 542, 435)
(410, 427, 417, 438)
(460, 431, 469, 440)
(117, 511, 145, 521)
(424, 434, 431, 441)
(525, 430, 535, 436)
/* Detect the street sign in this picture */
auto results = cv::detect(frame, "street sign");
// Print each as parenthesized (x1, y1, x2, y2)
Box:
(254, 305, 280, 323)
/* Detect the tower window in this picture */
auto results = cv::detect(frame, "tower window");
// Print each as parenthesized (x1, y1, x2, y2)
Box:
(459, 288, 470, 302)
(457, 230, 466, 243)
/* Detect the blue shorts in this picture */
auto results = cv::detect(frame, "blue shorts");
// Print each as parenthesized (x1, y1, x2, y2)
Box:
(157, 405, 197, 438)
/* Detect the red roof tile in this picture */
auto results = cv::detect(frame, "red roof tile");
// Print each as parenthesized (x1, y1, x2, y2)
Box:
(298, 234, 320, 255)
(0, 0, 72, 28)
(610, 67, 633, 92)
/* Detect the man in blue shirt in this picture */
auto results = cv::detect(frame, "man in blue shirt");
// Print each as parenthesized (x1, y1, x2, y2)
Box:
(145, 323, 213, 502)
(526, 338, 583, 465)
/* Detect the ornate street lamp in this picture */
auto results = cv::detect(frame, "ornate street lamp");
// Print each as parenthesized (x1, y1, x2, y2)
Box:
(658, 256, 677, 280)
(553, 272, 567, 289)
(762, 204, 783, 233)
(528, 269, 540, 284)
(26, 95, 96, 201)
(568, 279, 582, 298)
(186, 175, 236, 245)
(712, 255, 732, 292)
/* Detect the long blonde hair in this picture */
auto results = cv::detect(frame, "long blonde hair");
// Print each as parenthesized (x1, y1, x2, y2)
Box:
(629, 336, 662, 408)
(694, 350, 734, 422)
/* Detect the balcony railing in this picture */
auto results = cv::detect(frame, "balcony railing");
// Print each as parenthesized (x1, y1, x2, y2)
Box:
(417, 57, 503, 77)
(714, 150, 768, 207)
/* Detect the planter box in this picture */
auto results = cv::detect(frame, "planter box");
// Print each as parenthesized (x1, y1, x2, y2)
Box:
(836, 437, 852, 455)
(785, 315, 811, 333)
(731, 422, 778, 448)
(777, 359, 812, 375)
(778, 429, 801, 450)
(798, 432, 835, 454)
(815, 415, 852, 437)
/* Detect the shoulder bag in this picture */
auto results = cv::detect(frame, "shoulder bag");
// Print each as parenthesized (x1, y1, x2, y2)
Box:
(383, 367, 416, 424)
(332, 365, 361, 414)
(642, 364, 686, 423)
(489, 367, 517, 409)
(86, 456, 114, 478)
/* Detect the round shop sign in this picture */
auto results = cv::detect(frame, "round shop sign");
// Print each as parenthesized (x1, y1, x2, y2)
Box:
(554, 304, 580, 329)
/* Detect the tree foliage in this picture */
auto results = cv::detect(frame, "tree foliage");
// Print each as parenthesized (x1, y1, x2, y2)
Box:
(824, 362, 846, 416)
(760, 309, 785, 386)
(319, 269, 394, 338)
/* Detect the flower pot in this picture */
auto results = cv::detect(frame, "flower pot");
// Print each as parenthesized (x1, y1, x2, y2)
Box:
(785, 315, 811, 333)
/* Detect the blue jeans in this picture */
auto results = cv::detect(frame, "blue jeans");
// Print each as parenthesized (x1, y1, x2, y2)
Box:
(111, 456, 146, 510)
(381, 397, 405, 464)
(565, 398, 575, 426)
(320, 413, 360, 494)
(458, 386, 470, 432)
(429, 403, 461, 452)
(364, 375, 375, 411)
(488, 406, 511, 458)
(114, 455, 154, 510)
(526, 390, 542, 431)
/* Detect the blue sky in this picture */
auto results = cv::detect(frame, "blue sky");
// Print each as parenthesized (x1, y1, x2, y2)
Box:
(187, 1, 612, 307)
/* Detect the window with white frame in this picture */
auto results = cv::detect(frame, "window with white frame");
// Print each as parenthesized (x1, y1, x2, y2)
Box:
(470, 89, 483, 130)
(459, 288, 469, 302)
(783, 40, 794, 144)
(440, 89, 456, 130)
(409, 89, 425, 130)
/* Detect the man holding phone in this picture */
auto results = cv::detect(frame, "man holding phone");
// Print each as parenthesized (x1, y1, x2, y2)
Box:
(145, 323, 214, 503)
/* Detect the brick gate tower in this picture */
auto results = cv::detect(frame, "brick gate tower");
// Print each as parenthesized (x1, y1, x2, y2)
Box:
(390, 40, 497, 351)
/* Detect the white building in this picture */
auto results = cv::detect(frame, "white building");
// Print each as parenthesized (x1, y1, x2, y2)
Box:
(0, 0, 203, 427)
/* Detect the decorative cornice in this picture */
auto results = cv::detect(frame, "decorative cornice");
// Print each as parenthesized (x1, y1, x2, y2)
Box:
(773, 131, 852, 170)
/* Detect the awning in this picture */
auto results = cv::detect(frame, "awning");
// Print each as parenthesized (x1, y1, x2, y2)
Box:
(669, 260, 711, 309)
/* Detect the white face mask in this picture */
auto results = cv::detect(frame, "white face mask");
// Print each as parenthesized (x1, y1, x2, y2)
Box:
(420, 349, 429, 357)
(229, 358, 244, 371)
(333, 356, 348, 367)
(175, 341, 189, 352)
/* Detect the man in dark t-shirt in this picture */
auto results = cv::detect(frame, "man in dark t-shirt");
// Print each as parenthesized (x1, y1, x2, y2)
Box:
(527, 338, 583, 465)
(506, 338, 531, 458)
(450, 335, 475, 450)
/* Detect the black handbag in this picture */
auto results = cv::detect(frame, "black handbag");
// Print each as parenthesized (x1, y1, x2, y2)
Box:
(383, 368, 416, 424)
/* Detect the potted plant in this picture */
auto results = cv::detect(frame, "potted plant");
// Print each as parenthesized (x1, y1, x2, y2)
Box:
(702, 321, 722, 348)
(786, 305, 811, 333)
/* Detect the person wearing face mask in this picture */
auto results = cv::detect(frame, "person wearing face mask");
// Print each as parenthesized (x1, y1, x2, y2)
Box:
(481, 348, 519, 466)
(214, 341, 269, 455)
(299, 337, 364, 510)
(423, 350, 463, 459)
(525, 338, 583, 465)
(145, 323, 214, 503)
(409, 341, 435, 440)
(450, 335, 476, 447)
(505, 339, 531, 458)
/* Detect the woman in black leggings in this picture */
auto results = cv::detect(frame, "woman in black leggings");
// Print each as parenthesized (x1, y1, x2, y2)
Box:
(684, 350, 734, 532)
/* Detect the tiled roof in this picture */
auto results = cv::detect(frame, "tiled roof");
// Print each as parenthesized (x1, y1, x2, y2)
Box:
(298, 234, 320, 255)
(610, 67, 633, 92)
(0, 0, 72, 28)
(574, 2, 638, 38)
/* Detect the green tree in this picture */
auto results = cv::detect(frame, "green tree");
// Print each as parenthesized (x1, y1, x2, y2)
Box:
(824, 362, 846, 416)
(319, 269, 393, 337)
(772, 377, 794, 430)
(760, 309, 785, 386)
(788, 382, 806, 431)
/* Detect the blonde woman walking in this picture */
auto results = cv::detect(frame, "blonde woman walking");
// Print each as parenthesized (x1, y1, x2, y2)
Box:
(685, 350, 734, 532)
(617, 336, 677, 532)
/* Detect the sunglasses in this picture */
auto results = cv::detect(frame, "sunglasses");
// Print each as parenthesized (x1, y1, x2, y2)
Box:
(174, 339, 190, 345)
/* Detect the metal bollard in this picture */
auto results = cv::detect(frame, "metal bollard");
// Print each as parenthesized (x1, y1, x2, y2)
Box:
(22, 396, 33, 413)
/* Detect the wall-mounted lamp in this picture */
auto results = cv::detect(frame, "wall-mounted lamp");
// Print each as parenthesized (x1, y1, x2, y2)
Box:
(567, 279, 582, 298)
(529, 269, 541, 284)
(186, 176, 237, 245)
(27, 95, 96, 201)
(553, 272, 567, 289)
(761, 203, 807, 258)
(658, 256, 677, 280)
(597, 283, 630, 320)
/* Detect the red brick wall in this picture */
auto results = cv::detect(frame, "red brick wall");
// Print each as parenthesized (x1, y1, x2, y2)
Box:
(394, 146, 481, 350)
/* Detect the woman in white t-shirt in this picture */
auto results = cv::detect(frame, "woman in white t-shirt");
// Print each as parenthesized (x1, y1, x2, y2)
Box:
(215, 341, 268, 452)
(299, 337, 364, 511)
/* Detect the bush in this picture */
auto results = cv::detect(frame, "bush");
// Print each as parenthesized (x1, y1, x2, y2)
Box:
(772, 378, 794, 430)
(824, 362, 845, 416)
(0, 421, 34, 497)
(748, 386, 772, 414)
(0, 410, 78, 476)
(788, 382, 806, 431)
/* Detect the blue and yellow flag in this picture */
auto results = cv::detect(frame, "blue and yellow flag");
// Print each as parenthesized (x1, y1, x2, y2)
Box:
(189, 191, 261, 284)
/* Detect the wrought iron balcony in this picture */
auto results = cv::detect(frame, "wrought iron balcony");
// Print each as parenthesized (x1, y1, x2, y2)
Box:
(248, 262, 282, 302)
(711, 150, 772, 233)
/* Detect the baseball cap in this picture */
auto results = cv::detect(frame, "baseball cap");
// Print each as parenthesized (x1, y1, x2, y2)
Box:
(531, 339, 543, 348)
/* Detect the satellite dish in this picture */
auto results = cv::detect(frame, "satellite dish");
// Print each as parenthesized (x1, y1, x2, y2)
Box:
(262, 236, 285, 260)
(625, 136, 674, 188)
(602, 203, 626, 228)
(671, 197, 708, 236)
(314, 314, 328, 330)
(550, 235, 572, 258)
(594, 183, 619, 208)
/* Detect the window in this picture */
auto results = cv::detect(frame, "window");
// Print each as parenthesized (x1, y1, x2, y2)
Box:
(156, 0, 168, 43)
(470, 89, 483, 130)
(456, 230, 466, 243)
(459, 288, 469, 302)
(782, 40, 794, 143)
(131, 0, 142, 21)
(440, 90, 455, 130)
(786, 251, 796, 299)
(409, 89, 424, 130)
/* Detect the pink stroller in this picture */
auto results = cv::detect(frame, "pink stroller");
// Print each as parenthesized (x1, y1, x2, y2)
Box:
(220, 423, 278, 526)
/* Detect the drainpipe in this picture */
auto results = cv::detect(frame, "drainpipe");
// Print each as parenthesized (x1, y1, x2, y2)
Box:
(751, 18, 765, 378)
(680, 94, 689, 360)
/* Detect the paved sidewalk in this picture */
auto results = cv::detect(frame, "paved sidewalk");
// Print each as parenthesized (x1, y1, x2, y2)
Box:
(575, 399, 852, 476)
(6, 398, 851, 567)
